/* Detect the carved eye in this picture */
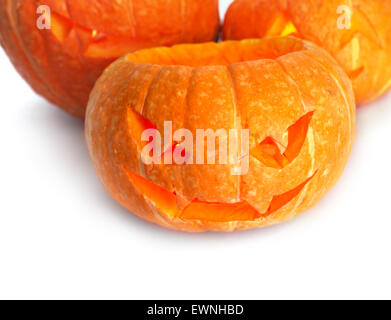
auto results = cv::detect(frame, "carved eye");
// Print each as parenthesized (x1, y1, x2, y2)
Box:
(50, 11, 148, 58)
(127, 105, 157, 140)
(127, 106, 185, 160)
(251, 111, 314, 169)
(339, 6, 384, 80)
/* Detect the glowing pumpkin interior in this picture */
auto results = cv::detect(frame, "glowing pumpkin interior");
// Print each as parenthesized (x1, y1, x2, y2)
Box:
(266, 11, 298, 37)
(126, 37, 305, 67)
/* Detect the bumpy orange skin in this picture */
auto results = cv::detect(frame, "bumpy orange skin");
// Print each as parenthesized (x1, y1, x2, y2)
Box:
(0, 0, 219, 117)
(86, 38, 355, 232)
(223, 0, 391, 104)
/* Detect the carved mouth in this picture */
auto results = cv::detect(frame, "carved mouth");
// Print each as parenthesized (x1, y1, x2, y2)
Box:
(124, 167, 317, 223)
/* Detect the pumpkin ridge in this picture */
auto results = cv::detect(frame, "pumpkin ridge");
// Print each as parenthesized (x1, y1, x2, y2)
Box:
(126, 0, 136, 38)
(140, 66, 164, 114)
(352, 5, 385, 49)
(226, 65, 242, 201)
(180, 0, 186, 42)
(135, 66, 162, 179)
(180, 67, 196, 203)
(274, 57, 316, 174)
(302, 52, 353, 143)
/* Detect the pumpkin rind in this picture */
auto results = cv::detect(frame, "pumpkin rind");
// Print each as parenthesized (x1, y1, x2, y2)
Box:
(0, 0, 219, 117)
(86, 38, 355, 232)
(223, 0, 391, 104)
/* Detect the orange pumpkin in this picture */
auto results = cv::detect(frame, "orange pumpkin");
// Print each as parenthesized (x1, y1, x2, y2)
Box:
(86, 37, 355, 232)
(0, 0, 219, 117)
(223, 0, 391, 104)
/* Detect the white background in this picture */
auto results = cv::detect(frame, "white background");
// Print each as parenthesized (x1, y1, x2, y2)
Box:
(1, 0, 391, 300)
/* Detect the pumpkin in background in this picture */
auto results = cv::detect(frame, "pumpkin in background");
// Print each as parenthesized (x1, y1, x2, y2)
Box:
(223, 0, 391, 105)
(86, 37, 355, 232)
(0, 0, 219, 117)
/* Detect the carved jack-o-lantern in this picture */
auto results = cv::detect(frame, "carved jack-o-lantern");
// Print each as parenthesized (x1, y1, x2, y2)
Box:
(223, 0, 391, 104)
(86, 38, 355, 232)
(0, 0, 219, 117)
